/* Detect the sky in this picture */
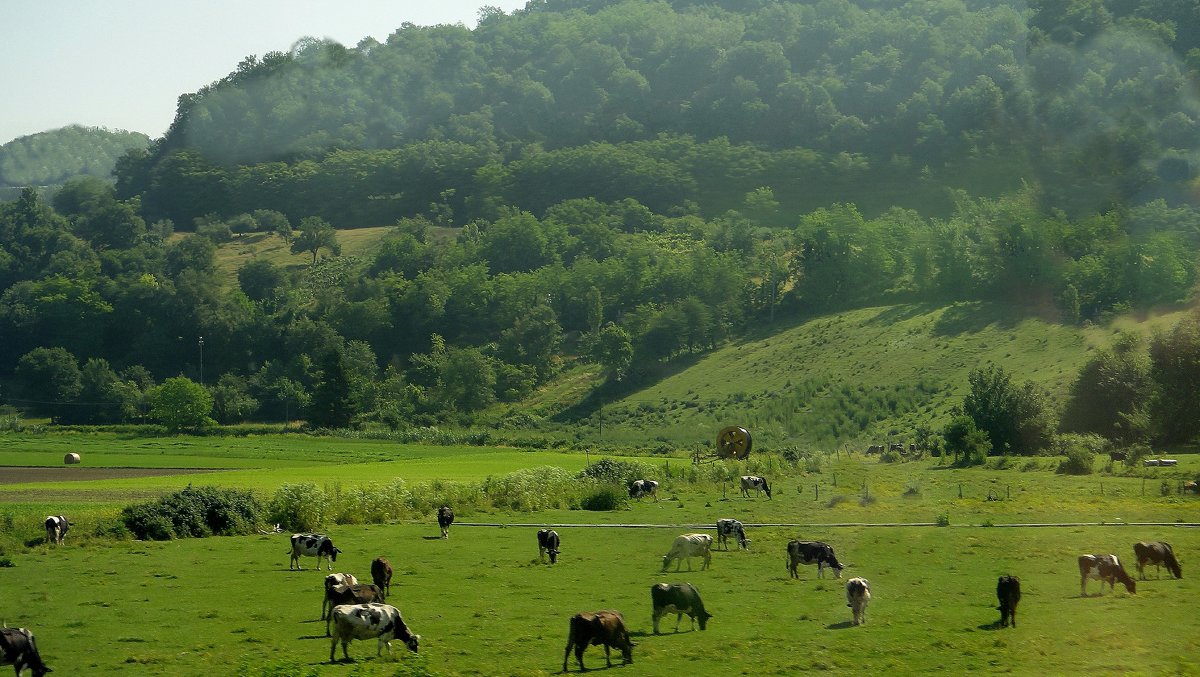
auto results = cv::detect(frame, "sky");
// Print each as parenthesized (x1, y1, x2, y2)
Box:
(0, 0, 530, 146)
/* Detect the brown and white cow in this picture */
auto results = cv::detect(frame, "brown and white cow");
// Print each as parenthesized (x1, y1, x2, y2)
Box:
(0, 627, 51, 677)
(437, 506, 454, 539)
(716, 518, 748, 550)
(629, 479, 659, 501)
(996, 575, 1021, 628)
(289, 533, 341, 570)
(1079, 554, 1136, 596)
(329, 603, 419, 663)
(662, 534, 712, 572)
(537, 529, 561, 564)
(1133, 541, 1182, 580)
(371, 557, 393, 597)
(321, 573, 359, 619)
(846, 577, 871, 626)
(562, 610, 633, 672)
(786, 540, 844, 579)
(740, 475, 771, 499)
(325, 584, 387, 636)
(44, 516, 69, 546)
(651, 583, 712, 634)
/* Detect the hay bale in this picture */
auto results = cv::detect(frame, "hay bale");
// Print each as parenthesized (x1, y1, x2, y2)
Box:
(64, 452, 81, 464)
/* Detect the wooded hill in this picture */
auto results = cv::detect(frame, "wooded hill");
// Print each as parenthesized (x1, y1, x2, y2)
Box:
(3, 0, 1200, 451)
(0, 126, 150, 195)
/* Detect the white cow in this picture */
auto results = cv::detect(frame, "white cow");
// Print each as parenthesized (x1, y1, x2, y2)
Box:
(329, 603, 420, 663)
(44, 515, 69, 546)
(846, 577, 871, 625)
(662, 533, 712, 572)
(716, 518, 748, 550)
(739, 475, 772, 499)
(289, 533, 341, 570)
(321, 573, 359, 619)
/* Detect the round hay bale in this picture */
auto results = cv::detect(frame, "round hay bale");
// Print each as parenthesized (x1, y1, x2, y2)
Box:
(64, 452, 81, 465)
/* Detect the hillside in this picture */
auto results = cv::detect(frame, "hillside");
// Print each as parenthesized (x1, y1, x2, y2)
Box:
(570, 302, 1193, 450)
(0, 125, 149, 192)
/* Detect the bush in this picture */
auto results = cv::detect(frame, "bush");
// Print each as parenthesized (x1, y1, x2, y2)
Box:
(269, 483, 328, 532)
(1057, 446, 1096, 475)
(879, 450, 902, 463)
(580, 484, 628, 511)
(577, 458, 656, 485)
(484, 466, 579, 511)
(121, 503, 177, 540)
(121, 486, 264, 540)
(936, 513, 950, 526)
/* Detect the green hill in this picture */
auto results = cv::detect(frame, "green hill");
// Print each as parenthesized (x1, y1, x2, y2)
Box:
(0, 125, 150, 192)
(563, 302, 1191, 450)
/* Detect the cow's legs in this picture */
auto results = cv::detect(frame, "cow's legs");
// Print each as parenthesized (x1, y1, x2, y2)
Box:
(675, 613, 683, 632)
(1080, 575, 1087, 597)
(604, 644, 612, 667)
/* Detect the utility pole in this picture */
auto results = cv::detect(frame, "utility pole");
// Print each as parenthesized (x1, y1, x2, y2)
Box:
(198, 336, 205, 386)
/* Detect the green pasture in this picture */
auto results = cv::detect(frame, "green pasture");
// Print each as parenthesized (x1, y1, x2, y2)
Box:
(3, 520, 1197, 676)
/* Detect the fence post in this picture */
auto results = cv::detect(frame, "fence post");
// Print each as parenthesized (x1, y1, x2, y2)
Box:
(958, 483, 963, 498)
(815, 484, 819, 501)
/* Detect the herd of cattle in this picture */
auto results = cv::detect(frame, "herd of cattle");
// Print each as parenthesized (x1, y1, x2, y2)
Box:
(2, 488, 1186, 674)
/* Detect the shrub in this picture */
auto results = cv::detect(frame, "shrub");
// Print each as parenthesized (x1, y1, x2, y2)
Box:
(577, 458, 656, 485)
(580, 484, 628, 511)
(121, 486, 263, 540)
(484, 466, 579, 511)
(879, 450, 902, 463)
(936, 513, 951, 526)
(121, 503, 177, 540)
(1057, 446, 1096, 475)
(269, 483, 328, 532)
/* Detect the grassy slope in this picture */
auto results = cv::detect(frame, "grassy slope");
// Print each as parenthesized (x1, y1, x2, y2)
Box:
(206, 226, 392, 287)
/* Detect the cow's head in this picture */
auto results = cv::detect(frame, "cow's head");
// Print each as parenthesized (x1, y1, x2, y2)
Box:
(404, 634, 420, 653)
(330, 547, 341, 562)
(761, 481, 772, 499)
(697, 609, 713, 631)
(548, 547, 559, 564)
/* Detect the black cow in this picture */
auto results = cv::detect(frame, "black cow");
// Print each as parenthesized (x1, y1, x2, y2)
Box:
(537, 529, 561, 564)
(1079, 554, 1136, 596)
(563, 611, 634, 672)
(371, 557, 393, 597)
(437, 506, 454, 539)
(325, 584, 387, 636)
(43, 516, 68, 546)
(1133, 541, 1182, 580)
(0, 627, 51, 677)
(289, 533, 341, 570)
(786, 540, 844, 579)
(996, 575, 1021, 628)
(650, 583, 712, 634)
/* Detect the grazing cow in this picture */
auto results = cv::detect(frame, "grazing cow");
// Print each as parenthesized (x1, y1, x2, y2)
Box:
(289, 533, 341, 571)
(650, 583, 712, 634)
(996, 575, 1021, 628)
(371, 557, 393, 597)
(1184, 480, 1198, 494)
(562, 611, 633, 672)
(43, 515, 69, 546)
(329, 603, 419, 663)
(866, 444, 883, 455)
(786, 540, 844, 579)
(1133, 542, 1182, 580)
(740, 475, 772, 499)
(846, 577, 871, 626)
(437, 506, 454, 539)
(321, 573, 359, 619)
(325, 584, 387, 636)
(629, 479, 659, 501)
(537, 529, 561, 564)
(662, 534, 713, 572)
(0, 627, 51, 677)
(716, 518, 748, 550)
(1078, 554, 1136, 596)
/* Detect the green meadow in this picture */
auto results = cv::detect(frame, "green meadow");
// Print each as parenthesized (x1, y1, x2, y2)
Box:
(1, 433, 1198, 675)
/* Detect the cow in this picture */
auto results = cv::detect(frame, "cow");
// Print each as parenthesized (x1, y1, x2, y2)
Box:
(562, 610, 633, 672)
(866, 445, 883, 455)
(437, 506, 454, 539)
(371, 557, 393, 597)
(43, 516, 68, 546)
(321, 573, 359, 620)
(289, 533, 341, 571)
(1078, 554, 1136, 596)
(1184, 480, 1199, 494)
(325, 584, 387, 636)
(716, 518, 748, 550)
(786, 540, 844, 579)
(629, 479, 659, 501)
(996, 575, 1021, 628)
(740, 475, 771, 499)
(1133, 541, 1182, 580)
(0, 627, 51, 677)
(846, 577, 871, 626)
(662, 534, 712, 572)
(651, 583, 712, 634)
(537, 529, 561, 564)
(329, 603, 419, 663)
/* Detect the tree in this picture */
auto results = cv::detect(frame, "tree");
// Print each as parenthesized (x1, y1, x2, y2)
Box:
(590, 323, 634, 381)
(1148, 314, 1200, 443)
(148, 376, 215, 433)
(961, 365, 1055, 455)
(15, 347, 81, 423)
(307, 350, 353, 429)
(1061, 333, 1153, 443)
(942, 414, 991, 466)
(497, 303, 563, 381)
(291, 216, 341, 264)
(238, 259, 287, 303)
(76, 357, 138, 424)
(210, 373, 259, 424)
(253, 209, 293, 243)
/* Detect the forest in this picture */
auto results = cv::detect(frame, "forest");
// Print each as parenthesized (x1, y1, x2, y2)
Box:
(2, 0, 1200, 451)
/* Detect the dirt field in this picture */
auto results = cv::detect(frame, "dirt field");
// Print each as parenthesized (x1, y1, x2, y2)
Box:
(0, 466, 222, 485)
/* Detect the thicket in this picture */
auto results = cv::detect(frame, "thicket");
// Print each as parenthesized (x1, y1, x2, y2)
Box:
(121, 485, 264, 540)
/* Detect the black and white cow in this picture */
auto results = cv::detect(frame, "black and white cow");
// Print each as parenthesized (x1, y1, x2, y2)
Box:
(996, 575, 1021, 628)
(325, 584, 387, 636)
(437, 506, 454, 539)
(289, 533, 341, 571)
(1078, 554, 1136, 596)
(716, 518, 748, 550)
(740, 475, 771, 499)
(786, 540, 844, 579)
(329, 603, 419, 663)
(43, 516, 69, 546)
(650, 583, 712, 634)
(1133, 541, 1182, 580)
(537, 529, 561, 564)
(629, 479, 659, 502)
(846, 577, 871, 626)
(0, 627, 51, 677)
(662, 534, 712, 572)
(321, 573, 359, 619)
